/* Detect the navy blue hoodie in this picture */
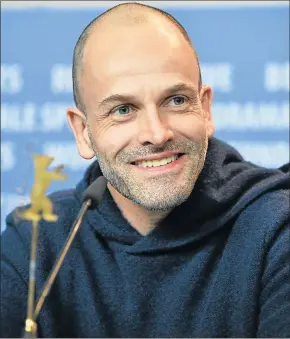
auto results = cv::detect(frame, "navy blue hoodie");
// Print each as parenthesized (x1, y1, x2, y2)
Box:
(1, 138, 290, 337)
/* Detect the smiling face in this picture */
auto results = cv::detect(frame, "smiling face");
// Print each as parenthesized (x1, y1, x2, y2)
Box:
(67, 14, 214, 211)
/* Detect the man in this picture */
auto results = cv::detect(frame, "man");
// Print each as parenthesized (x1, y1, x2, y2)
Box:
(1, 2, 289, 338)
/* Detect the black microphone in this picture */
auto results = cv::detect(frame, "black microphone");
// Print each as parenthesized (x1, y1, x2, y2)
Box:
(82, 175, 108, 207)
(22, 176, 107, 338)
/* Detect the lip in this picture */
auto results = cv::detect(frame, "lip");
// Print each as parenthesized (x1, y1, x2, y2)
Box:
(130, 153, 186, 174)
(131, 151, 184, 164)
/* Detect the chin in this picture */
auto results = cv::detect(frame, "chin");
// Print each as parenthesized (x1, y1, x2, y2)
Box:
(132, 184, 193, 211)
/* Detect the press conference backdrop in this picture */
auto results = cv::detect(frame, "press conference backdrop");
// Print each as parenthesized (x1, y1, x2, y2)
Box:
(1, 1, 289, 232)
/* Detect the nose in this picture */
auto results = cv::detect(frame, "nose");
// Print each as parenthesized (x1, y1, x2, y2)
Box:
(137, 108, 174, 147)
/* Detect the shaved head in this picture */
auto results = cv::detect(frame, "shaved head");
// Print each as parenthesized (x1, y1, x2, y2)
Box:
(72, 2, 202, 113)
(67, 1, 214, 222)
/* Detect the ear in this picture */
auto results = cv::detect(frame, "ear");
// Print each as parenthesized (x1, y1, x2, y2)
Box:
(66, 107, 95, 160)
(200, 85, 215, 138)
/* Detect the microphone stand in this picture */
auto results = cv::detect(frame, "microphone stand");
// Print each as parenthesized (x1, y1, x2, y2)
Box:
(22, 219, 40, 338)
(22, 199, 91, 338)
(22, 175, 107, 338)
(33, 199, 91, 320)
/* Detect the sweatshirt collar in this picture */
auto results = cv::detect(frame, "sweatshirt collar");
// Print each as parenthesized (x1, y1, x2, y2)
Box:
(78, 138, 289, 254)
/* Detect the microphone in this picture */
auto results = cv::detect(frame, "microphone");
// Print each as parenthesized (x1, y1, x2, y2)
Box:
(22, 176, 107, 338)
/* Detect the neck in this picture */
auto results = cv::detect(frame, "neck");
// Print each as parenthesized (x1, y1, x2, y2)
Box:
(107, 183, 170, 236)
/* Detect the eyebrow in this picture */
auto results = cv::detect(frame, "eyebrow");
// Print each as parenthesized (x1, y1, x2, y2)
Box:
(98, 83, 198, 109)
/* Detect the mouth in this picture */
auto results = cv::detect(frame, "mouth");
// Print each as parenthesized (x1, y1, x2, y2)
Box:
(131, 153, 185, 169)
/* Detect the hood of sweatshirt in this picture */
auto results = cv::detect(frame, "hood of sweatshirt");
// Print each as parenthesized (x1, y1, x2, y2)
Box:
(75, 137, 289, 254)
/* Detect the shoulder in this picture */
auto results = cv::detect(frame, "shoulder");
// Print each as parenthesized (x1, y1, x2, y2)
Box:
(233, 189, 289, 249)
(239, 189, 289, 225)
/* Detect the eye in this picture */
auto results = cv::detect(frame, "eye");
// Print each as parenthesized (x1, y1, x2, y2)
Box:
(112, 105, 131, 116)
(167, 95, 186, 106)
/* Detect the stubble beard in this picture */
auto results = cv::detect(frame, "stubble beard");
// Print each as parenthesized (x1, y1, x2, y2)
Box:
(87, 128, 208, 211)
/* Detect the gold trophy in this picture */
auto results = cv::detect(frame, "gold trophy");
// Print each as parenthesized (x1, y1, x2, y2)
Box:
(18, 155, 67, 337)
(17, 154, 107, 338)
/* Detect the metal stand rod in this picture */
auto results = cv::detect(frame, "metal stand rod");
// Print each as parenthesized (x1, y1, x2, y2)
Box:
(23, 219, 39, 338)
(33, 199, 91, 320)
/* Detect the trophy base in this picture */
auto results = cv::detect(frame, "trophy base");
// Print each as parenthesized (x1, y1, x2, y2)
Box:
(22, 319, 37, 338)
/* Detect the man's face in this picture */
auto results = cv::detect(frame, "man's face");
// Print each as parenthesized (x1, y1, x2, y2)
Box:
(68, 20, 214, 211)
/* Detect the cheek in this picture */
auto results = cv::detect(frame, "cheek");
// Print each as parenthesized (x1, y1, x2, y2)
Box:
(90, 111, 206, 156)
(93, 123, 133, 155)
(170, 113, 207, 141)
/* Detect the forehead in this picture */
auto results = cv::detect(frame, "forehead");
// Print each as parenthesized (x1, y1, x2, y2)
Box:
(81, 22, 199, 103)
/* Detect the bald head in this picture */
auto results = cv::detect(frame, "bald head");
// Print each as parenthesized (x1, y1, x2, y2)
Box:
(72, 2, 202, 113)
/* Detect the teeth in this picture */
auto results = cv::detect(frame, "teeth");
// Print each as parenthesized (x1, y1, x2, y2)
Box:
(136, 155, 178, 168)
